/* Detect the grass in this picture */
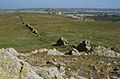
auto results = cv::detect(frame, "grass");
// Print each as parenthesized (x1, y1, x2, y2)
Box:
(0, 13, 120, 52)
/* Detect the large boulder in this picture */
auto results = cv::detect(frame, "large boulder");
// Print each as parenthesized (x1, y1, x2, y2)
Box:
(75, 40, 92, 52)
(54, 37, 68, 46)
(0, 48, 43, 79)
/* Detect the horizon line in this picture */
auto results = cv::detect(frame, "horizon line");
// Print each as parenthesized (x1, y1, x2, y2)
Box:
(1, 7, 120, 10)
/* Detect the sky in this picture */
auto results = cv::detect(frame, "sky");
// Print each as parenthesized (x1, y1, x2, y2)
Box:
(0, 0, 120, 9)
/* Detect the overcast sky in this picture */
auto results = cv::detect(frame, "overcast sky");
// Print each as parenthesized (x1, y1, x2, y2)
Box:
(0, 0, 120, 9)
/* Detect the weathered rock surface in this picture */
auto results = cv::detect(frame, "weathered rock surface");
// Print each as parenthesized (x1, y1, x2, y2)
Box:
(2, 47, 118, 79)
(0, 48, 68, 79)
(93, 46, 120, 58)
(35, 66, 65, 79)
(0, 48, 43, 79)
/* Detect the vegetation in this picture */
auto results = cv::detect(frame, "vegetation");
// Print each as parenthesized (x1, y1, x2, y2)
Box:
(0, 13, 120, 52)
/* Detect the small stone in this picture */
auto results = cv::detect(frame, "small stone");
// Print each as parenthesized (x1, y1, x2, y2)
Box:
(113, 67, 119, 71)
(89, 77, 94, 79)
(97, 61, 104, 64)
(67, 68, 71, 71)
(107, 63, 111, 66)
(113, 61, 117, 65)
(104, 75, 111, 79)
(46, 60, 56, 65)
(92, 65, 100, 72)
(73, 58, 78, 61)
(47, 48, 64, 55)
(66, 48, 80, 55)
(116, 70, 120, 75)
(53, 58, 57, 62)
(110, 76, 118, 79)
(30, 50, 38, 54)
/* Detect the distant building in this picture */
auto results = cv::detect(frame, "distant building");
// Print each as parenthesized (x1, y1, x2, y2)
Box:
(48, 11, 62, 15)
(57, 12, 62, 15)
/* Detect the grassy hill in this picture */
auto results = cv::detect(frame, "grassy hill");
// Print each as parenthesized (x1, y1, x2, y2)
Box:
(0, 13, 120, 52)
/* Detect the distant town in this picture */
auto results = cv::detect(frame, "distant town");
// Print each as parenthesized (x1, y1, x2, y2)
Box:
(0, 8, 120, 14)
(0, 8, 120, 21)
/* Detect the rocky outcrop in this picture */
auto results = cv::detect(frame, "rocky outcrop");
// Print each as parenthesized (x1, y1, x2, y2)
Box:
(93, 46, 120, 58)
(0, 48, 69, 79)
(0, 48, 43, 79)
(19, 47, 120, 79)
(30, 46, 120, 58)
(35, 66, 65, 79)
(1, 46, 118, 78)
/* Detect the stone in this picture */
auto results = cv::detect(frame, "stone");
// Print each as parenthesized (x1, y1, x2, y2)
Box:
(31, 48, 64, 55)
(25, 23, 38, 34)
(103, 75, 111, 79)
(93, 45, 119, 58)
(4, 48, 19, 57)
(116, 53, 120, 58)
(93, 45, 106, 56)
(30, 50, 38, 54)
(54, 37, 68, 46)
(36, 66, 65, 79)
(113, 67, 120, 71)
(66, 48, 80, 55)
(75, 40, 91, 52)
(107, 63, 111, 66)
(0, 48, 43, 79)
(76, 76, 88, 79)
(92, 65, 100, 72)
(32, 29, 38, 34)
(112, 61, 117, 65)
(116, 70, 120, 75)
(106, 67, 114, 73)
(46, 60, 56, 65)
(97, 61, 105, 64)
(47, 48, 64, 55)
(110, 76, 118, 79)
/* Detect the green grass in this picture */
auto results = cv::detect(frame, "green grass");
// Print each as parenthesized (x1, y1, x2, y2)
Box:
(0, 13, 120, 52)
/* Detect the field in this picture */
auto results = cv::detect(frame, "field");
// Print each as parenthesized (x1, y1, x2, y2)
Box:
(0, 13, 120, 52)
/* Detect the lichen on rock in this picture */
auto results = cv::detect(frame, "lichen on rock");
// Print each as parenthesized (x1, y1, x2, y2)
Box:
(0, 48, 43, 79)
